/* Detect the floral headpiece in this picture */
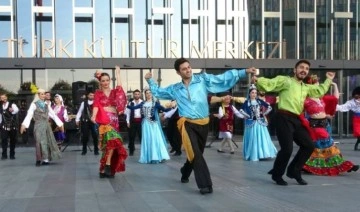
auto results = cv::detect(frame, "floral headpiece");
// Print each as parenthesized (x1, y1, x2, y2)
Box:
(30, 83, 38, 94)
(249, 84, 257, 93)
(304, 74, 319, 84)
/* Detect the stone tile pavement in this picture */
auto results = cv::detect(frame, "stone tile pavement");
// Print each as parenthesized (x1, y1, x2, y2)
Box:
(0, 137, 359, 212)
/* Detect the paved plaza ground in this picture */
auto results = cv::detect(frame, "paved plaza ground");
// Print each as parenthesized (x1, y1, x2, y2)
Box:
(0, 136, 359, 212)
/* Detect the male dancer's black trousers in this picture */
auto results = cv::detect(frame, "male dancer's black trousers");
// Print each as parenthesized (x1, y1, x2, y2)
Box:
(181, 122, 212, 189)
(166, 119, 181, 153)
(128, 121, 142, 154)
(272, 111, 314, 179)
(81, 121, 98, 154)
(1, 129, 17, 158)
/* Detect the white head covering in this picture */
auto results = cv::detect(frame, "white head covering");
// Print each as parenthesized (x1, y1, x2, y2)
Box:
(32, 88, 46, 103)
(54, 94, 64, 106)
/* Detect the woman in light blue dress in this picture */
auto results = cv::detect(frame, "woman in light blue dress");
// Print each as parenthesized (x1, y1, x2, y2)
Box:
(239, 85, 277, 161)
(127, 89, 171, 164)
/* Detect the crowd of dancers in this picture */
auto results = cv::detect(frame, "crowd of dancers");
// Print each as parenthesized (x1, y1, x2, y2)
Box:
(1, 58, 359, 195)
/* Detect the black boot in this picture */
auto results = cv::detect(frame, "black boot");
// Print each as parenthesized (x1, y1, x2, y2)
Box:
(104, 165, 114, 178)
(180, 167, 189, 183)
(347, 165, 359, 173)
(354, 138, 360, 151)
(82, 142, 87, 155)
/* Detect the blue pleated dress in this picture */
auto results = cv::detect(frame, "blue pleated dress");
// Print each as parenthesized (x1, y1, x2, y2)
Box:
(240, 99, 277, 161)
(138, 101, 170, 164)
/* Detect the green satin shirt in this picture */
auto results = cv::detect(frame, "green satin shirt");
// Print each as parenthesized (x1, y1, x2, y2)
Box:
(256, 76, 332, 115)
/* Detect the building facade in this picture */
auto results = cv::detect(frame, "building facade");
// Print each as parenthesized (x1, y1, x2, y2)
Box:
(0, 0, 360, 136)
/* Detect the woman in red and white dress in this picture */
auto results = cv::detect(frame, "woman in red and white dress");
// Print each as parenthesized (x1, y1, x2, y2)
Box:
(215, 96, 244, 154)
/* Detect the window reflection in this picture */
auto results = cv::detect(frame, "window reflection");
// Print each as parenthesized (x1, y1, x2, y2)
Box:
(334, 18, 348, 59)
(41, 0, 54, 7)
(74, 0, 92, 7)
(265, 0, 280, 11)
(16, 0, 33, 57)
(264, 18, 280, 58)
(299, 19, 315, 59)
(55, 0, 73, 58)
(123, 69, 141, 94)
(0, 69, 21, 93)
(0, 18, 11, 57)
(95, 0, 110, 57)
(0, 0, 10, 6)
(299, 0, 314, 12)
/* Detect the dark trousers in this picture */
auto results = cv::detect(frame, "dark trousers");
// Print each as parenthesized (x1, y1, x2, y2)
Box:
(1, 129, 17, 157)
(81, 121, 98, 153)
(355, 137, 360, 150)
(128, 121, 142, 153)
(166, 120, 181, 152)
(272, 112, 315, 179)
(181, 122, 212, 189)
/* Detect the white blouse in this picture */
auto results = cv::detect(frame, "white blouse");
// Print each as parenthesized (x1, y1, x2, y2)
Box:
(336, 99, 360, 113)
(22, 102, 63, 128)
(218, 105, 244, 119)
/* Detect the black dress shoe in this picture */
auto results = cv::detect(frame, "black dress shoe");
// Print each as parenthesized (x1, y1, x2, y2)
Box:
(129, 152, 134, 156)
(170, 149, 176, 153)
(286, 173, 308, 185)
(99, 172, 106, 178)
(267, 169, 274, 175)
(35, 161, 41, 166)
(104, 165, 111, 176)
(81, 152, 86, 155)
(199, 186, 213, 195)
(348, 165, 359, 172)
(181, 178, 189, 183)
(217, 150, 225, 153)
(174, 151, 182, 156)
(271, 176, 288, 186)
(42, 161, 49, 165)
(296, 178, 308, 185)
(180, 167, 189, 183)
(10, 156, 15, 160)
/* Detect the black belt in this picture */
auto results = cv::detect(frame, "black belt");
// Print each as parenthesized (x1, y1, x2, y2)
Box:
(309, 118, 327, 128)
(278, 109, 299, 118)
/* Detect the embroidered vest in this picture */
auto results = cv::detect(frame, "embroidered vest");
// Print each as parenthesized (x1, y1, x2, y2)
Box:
(81, 100, 93, 122)
(0, 102, 17, 131)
